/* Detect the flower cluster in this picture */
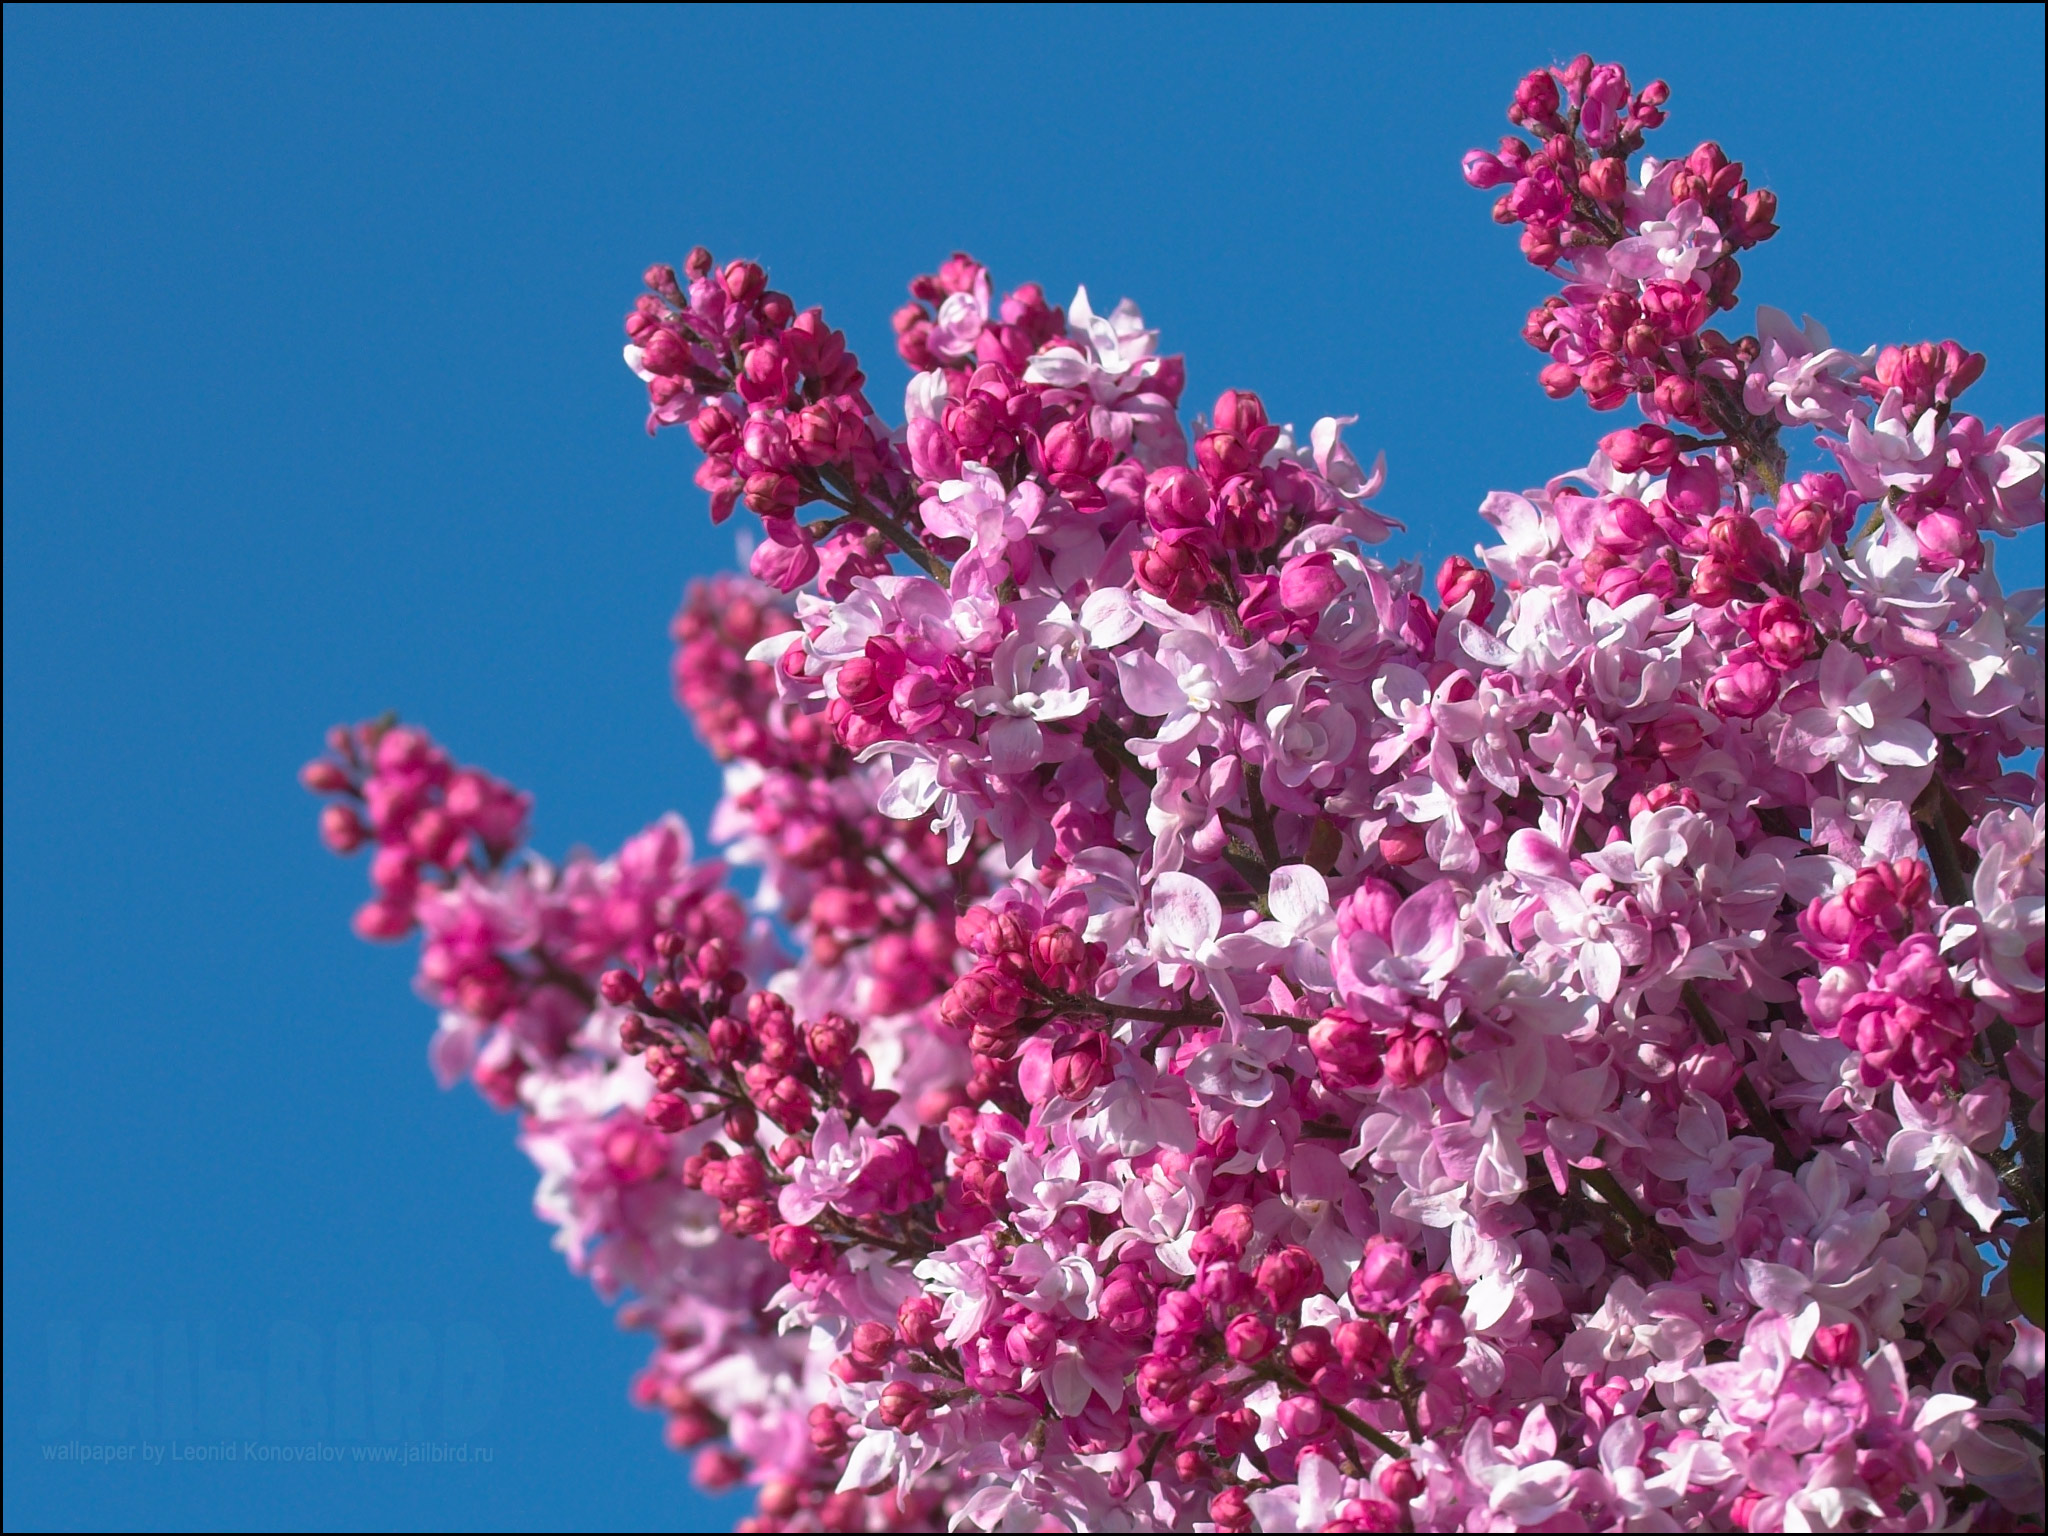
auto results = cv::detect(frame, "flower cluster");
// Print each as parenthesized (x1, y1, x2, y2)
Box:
(309, 55, 2045, 1533)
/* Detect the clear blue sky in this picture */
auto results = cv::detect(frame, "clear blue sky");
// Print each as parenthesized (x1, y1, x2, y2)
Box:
(4, 5, 2041, 1530)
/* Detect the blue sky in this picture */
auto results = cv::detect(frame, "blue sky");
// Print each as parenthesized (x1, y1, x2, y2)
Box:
(4, 5, 2041, 1530)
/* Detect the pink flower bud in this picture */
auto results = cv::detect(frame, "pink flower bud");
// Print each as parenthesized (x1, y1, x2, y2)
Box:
(1581, 156, 1627, 203)
(1378, 1461, 1424, 1503)
(1254, 1244, 1320, 1313)
(1742, 594, 1815, 670)
(849, 1321, 896, 1369)
(1224, 1313, 1278, 1364)
(1462, 150, 1515, 189)
(876, 1380, 929, 1433)
(747, 527, 820, 592)
(805, 1014, 857, 1072)
(1275, 550, 1344, 614)
(1705, 512, 1779, 582)
(1381, 1027, 1448, 1088)
(896, 1295, 941, 1351)
(1913, 510, 1980, 572)
(1309, 1010, 1380, 1090)
(1704, 650, 1779, 719)
(319, 802, 367, 853)
(1208, 1487, 1252, 1534)
(1434, 554, 1496, 622)
(1580, 353, 1630, 408)
(1652, 373, 1702, 425)
(1132, 533, 1217, 613)
(644, 1093, 696, 1132)
(1688, 554, 1738, 607)
(1350, 1236, 1415, 1312)
(1599, 423, 1680, 475)
(1276, 1393, 1325, 1439)
(692, 1446, 746, 1490)
(599, 968, 645, 1007)
(1335, 1318, 1391, 1379)
(1142, 465, 1212, 535)
(300, 759, 353, 795)
(1287, 1326, 1335, 1377)
(1379, 823, 1428, 867)
(1050, 1032, 1114, 1099)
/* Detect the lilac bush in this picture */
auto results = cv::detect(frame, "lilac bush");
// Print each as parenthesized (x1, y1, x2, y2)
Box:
(304, 55, 2045, 1533)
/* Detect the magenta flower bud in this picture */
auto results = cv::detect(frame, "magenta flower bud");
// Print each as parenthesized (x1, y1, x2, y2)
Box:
(1213, 475, 1279, 552)
(1194, 429, 1256, 484)
(711, 260, 762, 304)
(807, 1402, 849, 1457)
(897, 1295, 941, 1351)
(1663, 461, 1722, 520)
(1688, 554, 1738, 607)
(1913, 510, 1979, 572)
(1143, 465, 1212, 534)
(1004, 1311, 1058, 1369)
(1224, 1312, 1278, 1364)
(1382, 1026, 1448, 1088)
(692, 1446, 745, 1490)
(740, 414, 793, 472)
(1213, 1407, 1259, 1461)
(1350, 1236, 1415, 1312)
(1335, 1318, 1391, 1379)
(1510, 68, 1562, 128)
(1276, 1393, 1325, 1439)
(300, 758, 353, 795)
(1287, 1326, 1335, 1377)
(1136, 1354, 1193, 1409)
(1538, 360, 1579, 399)
(1211, 388, 1271, 442)
(1580, 352, 1630, 408)
(1278, 550, 1347, 613)
(639, 327, 694, 379)
(1254, 1244, 1320, 1314)
(1705, 650, 1779, 719)
(1378, 1462, 1424, 1503)
(1132, 533, 1217, 613)
(805, 1014, 858, 1072)
(599, 968, 645, 1007)
(1810, 1322, 1861, 1367)
(350, 896, 414, 941)
(747, 528, 819, 593)
(1599, 423, 1679, 475)
(1743, 595, 1815, 670)
(1461, 149, 1514, 189)
(319, 802, 367, 853)
(1379, 823, 1428, 867)
(1209, 1203, 1256, 1254)
(1238, 576, 1304, 648)
(1418, 1303, 1467, 1361)
(1208, 1487, 1252, 1534)
(768, 1222, 828, 1273)
(644, 1093, 696, 1132)
(1309, 1010, 1380, 1090)
(849, 1321, 896, 1369)
(1649, 378, 1700, 432)
(741, 470, 800, 519)
(1705, 512, 1779, 582)
(1434, 554, 1496, 622)
(1050, 1032, 1114, 1100)
(1580, 155, 1627, 203)
(876, 1380, 929, 1433)
(1153, 1289, 1206, 1354)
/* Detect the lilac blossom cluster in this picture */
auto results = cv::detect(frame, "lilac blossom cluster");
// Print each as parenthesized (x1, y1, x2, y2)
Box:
(306, 55, 2046, 1533)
